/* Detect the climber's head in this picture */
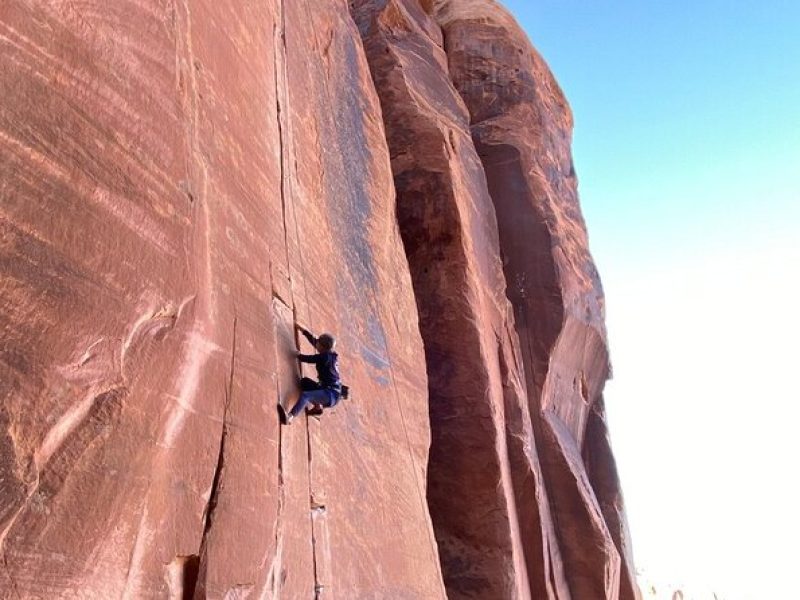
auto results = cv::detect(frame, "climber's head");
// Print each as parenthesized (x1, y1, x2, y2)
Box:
(316, 333, 336, 353)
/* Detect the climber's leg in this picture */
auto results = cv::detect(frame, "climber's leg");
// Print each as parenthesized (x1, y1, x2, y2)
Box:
(289, 388, 330, 418)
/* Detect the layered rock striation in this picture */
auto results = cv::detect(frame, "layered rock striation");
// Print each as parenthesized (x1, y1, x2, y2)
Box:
(352, 2, 557, 599)
(1, 1, 443, 597)
(434, 2, 639, 598)
(0, 0, 637, 598)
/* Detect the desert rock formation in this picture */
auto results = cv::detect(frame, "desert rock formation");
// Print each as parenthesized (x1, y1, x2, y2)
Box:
(0, 0, 638, 598)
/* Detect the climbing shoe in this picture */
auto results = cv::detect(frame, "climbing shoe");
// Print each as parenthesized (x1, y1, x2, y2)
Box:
(278, 404, 293, 425)
(306, 405, 324, 416)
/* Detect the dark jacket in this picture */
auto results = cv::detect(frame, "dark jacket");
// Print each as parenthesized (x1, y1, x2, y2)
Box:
(298, 351, 341, 392)
(299, 329, 341, 393)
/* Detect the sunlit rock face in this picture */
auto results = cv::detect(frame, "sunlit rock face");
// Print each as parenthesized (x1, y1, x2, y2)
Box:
(0, 2, 442, 597)
(1, 0, 636, 598)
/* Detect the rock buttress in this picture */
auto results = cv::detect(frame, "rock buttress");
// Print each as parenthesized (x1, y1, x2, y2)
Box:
(351, 1, 568, 598)
(434, 1, 640, 599)
(0, 1, 445, 597)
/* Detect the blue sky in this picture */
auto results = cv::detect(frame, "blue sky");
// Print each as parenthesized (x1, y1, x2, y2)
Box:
(501, 1, 800, 597)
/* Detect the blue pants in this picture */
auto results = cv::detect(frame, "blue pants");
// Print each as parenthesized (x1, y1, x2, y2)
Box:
(289, 388, 336, 417)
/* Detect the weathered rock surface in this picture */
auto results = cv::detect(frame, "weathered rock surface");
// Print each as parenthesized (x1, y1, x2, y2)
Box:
(352, 2, 562, 599)
(434, 1, 640, 599)
(1, 0, 638, 598)
(1, 1, 444, 597)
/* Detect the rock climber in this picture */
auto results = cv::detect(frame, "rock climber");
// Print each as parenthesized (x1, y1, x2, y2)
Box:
(279, 324, 346, 425)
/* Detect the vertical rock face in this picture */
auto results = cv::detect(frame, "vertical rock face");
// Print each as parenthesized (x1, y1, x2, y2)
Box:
(0, 0, 637, 599)
(351, 2, 560, 599)
(0, 1, 444, 597)
(433, 1, 640, 599)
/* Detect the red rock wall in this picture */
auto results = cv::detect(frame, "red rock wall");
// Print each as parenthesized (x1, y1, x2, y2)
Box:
(351, 2, 563, 599)
(0, 0, 638, 598)
(0, 1, 445, 597)
(434, 1, 640, 599)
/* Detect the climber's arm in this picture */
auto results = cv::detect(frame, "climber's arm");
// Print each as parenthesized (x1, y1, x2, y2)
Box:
(297, 353, 319, 364)
(296, 324, 317, 346)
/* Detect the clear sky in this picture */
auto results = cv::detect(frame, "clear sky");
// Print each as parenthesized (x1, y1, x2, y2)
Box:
(500, 1, 800, 598)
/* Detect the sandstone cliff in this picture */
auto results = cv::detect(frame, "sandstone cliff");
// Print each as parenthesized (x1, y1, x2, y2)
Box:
(0, 0, 637, 598)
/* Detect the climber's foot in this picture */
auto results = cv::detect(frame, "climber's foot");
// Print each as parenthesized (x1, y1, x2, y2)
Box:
(278, 404, 293, 425)
(306, 405, 324, 417)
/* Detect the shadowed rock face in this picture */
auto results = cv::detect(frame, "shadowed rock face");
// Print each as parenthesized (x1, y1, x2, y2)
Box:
(0, 0, 636, 598)
(352, 2, 560, 599)
(434, 1, 639, 599)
